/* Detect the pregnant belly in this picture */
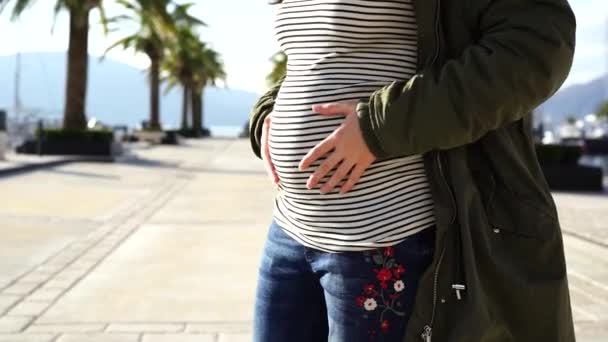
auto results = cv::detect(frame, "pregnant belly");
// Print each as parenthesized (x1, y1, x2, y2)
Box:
(267, 78, 428, 202)
(268, 111, 344, 193)
(267, 109, 428, 205)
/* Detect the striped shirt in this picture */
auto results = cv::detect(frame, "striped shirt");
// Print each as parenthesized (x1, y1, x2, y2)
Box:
(269, 0, 436, 252)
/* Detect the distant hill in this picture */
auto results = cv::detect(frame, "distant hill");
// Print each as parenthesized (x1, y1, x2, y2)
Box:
(1, 53, 606, 129)
(536, 74, 608, 122)
(0, 52, 261, 129)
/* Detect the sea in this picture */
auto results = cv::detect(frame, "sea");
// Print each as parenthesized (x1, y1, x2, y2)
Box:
(208, 125, 245, 138)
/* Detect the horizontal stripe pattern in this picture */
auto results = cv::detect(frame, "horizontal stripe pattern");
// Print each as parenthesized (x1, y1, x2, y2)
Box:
(270, 0, 436, 252)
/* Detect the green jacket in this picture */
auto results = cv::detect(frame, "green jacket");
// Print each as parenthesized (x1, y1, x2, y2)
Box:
(249, 0, 577, 341)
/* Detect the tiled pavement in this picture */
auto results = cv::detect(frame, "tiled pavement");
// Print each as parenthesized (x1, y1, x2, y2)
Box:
(0, 139, 606, 341)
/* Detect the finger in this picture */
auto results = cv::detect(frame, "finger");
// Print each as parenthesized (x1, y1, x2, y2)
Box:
(261, 117, 279, 186)
(312, 102, 353, 116)
(339, 163, 368, 194)
(320, 159, 355, 194)
(299, 134, 337, 171)
(307, 152, 342, 190)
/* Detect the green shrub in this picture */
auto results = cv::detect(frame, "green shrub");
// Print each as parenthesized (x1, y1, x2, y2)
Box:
(37, 129, 114, 143)
(535, 144, 583, 165)
(177, 127, 211, 138)
(141, 127, 164, 132)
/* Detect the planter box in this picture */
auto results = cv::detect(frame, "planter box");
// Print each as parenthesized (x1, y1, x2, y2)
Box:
(16, 139, 113, 156)
(540, 164, 604, 192)
(535, 144, 583, 166)
(178, 127, 211, 138)
(161, 130, 180, 145)
(584, 138, 608, 155)
(15, 129, 115, 156)
(134, 130, 166, 144)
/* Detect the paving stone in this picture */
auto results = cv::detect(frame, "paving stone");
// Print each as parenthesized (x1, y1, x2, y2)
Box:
(56, 333, 140, 342)
(48, 255, 77, 265)
(54, 270, 83, 281)
(19, 273, 52, 284)
(68, 261, 97, 272)
(106, 324, 184, 333)
(0, 333, 57, 342)
(38, 222, 265, 323)
(142, 334, 216, 342)
(34, 264, 65, 275)
(8, 301, 50, 316)
(3, 282, 41, 296)
(0, 219, 94, 290)
(26, 324, 106, 333)
(0, 316, 34, 333)
(185, 323, 251, 334)
(41, 278, 76, 290)
(27, 288, 65, 302)
(82, 250, 109, 260)
(0, 294, 21, 313)
(1, 140, 606, 341)
(217, 333, 251, 342)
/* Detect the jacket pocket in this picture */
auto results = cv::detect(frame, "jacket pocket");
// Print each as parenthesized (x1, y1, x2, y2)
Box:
(476, 172, 557, 241)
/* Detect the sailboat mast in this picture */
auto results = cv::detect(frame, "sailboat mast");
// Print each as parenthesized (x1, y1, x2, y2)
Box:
(14, 52, 22, 116)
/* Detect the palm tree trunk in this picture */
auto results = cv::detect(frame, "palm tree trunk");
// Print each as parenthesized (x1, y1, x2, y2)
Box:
(200, 87, 205, 135)
(63, 8, 90, 130)
(181, 84, 189, 131)
(149, 56, 161, 130)
(191, 87, 202, 138)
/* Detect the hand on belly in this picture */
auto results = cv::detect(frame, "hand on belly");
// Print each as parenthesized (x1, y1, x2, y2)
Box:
(294, 100, 376, 195)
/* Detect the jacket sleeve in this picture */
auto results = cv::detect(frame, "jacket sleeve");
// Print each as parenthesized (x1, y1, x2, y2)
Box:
(249, 75, 286, 159)
(355, 0, 576, 159)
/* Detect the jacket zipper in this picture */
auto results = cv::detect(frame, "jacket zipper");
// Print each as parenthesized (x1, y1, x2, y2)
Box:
(422, 152, 457, 342)
(421, 0, 454, 340)
(421, 224, 446, 342)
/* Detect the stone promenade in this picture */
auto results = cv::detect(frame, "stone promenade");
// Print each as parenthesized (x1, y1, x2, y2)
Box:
(0, 138, 606, 342)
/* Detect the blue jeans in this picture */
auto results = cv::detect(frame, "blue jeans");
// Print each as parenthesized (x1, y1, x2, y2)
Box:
(253, 219, 436, 342)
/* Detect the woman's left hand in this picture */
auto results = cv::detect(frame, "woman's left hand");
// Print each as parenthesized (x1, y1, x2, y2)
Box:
(299, 100, 376, 194)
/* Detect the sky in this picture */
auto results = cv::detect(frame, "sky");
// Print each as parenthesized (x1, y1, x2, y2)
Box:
(0, 0, 606, 94)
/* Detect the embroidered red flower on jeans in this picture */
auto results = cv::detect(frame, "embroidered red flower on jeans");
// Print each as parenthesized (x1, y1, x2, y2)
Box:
(364, 284, 376, 295)
(394, 264, 405, 277)
(358, 246, 407, 336)
(376, 268, 392, 282)
(356, 296, 366, 307)
(380, 319, 390, 332)
(380, 320, 390, 333)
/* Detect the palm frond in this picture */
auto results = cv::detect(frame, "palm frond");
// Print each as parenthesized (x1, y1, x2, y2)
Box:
(103, 35, 138, 57)
(51, 0, 64, 33)
(267, 51, 287, 86)
(11, 0, 35, 19)
(96, 1, 109, 35)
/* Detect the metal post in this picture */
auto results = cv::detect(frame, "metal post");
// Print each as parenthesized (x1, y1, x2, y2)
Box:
(0, 110, 7, 160)
(37, 119, 43, 156)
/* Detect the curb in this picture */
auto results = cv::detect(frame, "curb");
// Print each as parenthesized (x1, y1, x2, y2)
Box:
(0, 155, 114, 177)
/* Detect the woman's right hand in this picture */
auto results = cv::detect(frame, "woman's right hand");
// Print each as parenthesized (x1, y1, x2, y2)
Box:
(261, 114, 279, 189)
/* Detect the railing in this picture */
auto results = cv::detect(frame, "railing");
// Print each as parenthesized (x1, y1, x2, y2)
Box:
(6, 112, 62, 149)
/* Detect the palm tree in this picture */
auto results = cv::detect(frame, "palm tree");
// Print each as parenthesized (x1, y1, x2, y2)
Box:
(597, 100, 608, 120)
(107, 0, 201, 130)
(190, 44, 225, 137)
(163, 26, 224, 137)
(0, 0, 107, 130)
(267, 51, 286, 86)
(161, 25, 201, 131)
